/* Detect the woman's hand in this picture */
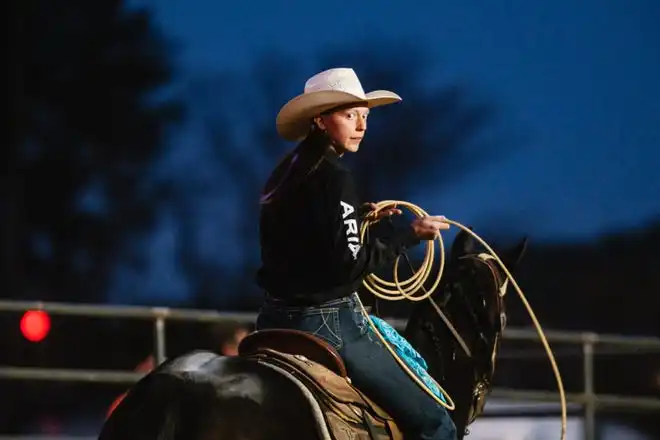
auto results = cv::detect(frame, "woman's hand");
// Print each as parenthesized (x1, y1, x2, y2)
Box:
(410, 216, 451, 240)
(361, 202, 402, 221)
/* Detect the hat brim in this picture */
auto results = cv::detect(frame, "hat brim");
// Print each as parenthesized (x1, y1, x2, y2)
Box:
(276, 90, 402, 141)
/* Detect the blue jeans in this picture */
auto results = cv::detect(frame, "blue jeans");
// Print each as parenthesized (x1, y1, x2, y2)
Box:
(256, 293, 457, 440)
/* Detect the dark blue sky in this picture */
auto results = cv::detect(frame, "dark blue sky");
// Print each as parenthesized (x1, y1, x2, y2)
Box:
(110, 0, 660, 302)
(151, 0, 660, 241)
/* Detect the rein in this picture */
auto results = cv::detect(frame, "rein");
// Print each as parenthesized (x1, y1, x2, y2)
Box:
(357, 200, 567, 440)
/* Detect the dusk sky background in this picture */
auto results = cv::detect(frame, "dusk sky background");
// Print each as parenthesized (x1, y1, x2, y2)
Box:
(110, 0, 660, 303)
(4, 2, 659, 437)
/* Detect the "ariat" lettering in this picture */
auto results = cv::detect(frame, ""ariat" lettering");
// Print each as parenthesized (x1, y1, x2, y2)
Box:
(340, 201, 361, 260)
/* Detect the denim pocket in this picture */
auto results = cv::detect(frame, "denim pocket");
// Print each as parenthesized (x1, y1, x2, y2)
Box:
(351, 302, 369, 336)
(289, 308, 342, 351)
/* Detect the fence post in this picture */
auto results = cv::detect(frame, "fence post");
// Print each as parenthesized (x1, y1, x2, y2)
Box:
(583, 333, 597, 440)
(153, 309, 167, 365)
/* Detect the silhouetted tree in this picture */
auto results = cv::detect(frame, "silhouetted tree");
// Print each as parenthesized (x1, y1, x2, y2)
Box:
(173, 43, 513, 307)
(512, 218, 660, 335)
(4, 0, 182, 302)
(496, 219, 660, 440)
(167, 53, 298, 307)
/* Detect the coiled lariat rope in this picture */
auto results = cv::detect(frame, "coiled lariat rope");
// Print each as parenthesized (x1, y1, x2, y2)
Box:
(356, 200, 567, 440)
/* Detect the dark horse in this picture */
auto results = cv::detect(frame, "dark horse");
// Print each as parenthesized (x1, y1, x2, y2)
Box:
(98, 230, 527, 440)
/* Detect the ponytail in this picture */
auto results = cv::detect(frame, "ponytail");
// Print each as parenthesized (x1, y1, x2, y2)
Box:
(260, 125, 331, 205)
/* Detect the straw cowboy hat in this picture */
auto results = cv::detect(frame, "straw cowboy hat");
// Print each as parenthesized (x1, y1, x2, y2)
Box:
(276, 67, 402, 141)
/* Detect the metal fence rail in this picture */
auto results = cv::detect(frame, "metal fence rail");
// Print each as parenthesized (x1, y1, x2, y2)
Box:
(2, 299, 660, 440)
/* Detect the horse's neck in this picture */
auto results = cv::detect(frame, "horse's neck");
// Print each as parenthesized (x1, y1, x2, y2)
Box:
(403, 307, 444, 371)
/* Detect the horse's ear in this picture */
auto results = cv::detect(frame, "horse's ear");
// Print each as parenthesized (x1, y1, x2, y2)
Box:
(451, 227, 476, 258)
(502, 236, 529, 271)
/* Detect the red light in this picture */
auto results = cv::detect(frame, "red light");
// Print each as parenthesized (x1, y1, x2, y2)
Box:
(20, 310, 51, 342)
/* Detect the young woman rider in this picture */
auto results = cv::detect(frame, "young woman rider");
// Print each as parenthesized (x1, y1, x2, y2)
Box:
(255, 67, 456, 440)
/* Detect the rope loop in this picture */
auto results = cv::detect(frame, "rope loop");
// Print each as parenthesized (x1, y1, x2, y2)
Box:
(358, 200, 566, 440)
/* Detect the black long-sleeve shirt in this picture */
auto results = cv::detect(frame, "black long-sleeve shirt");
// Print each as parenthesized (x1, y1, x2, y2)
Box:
(256, 149, 420, 305)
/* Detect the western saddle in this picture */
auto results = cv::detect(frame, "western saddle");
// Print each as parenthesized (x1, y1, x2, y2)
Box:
(238, 329, 402, 440)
